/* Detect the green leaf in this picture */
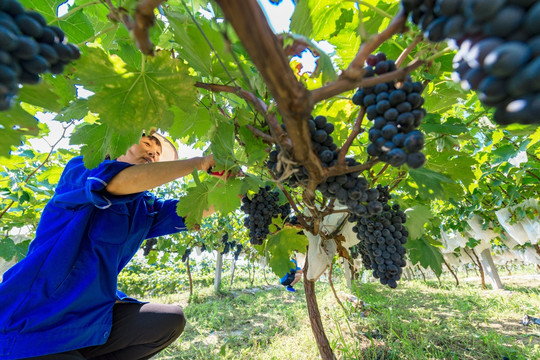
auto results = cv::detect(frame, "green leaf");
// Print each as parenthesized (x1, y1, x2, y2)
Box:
(404, 205, 433, 240)
(0, 104, 40, 157)
(210, 121, 236, 168)
(267, 228, 308, 277)
(237, 126, 268, 166)
(176, 182, 210, 229)
(207, 178, 243, 215)
(490, 144, 520, 166)
(70, 123, 141, 168)
(0, 237, 16, 261)
(408, 167, 454, 200)
(73, 46, 196, 136)
(18, 80, 63, 112)
(406, 235, 443, 276)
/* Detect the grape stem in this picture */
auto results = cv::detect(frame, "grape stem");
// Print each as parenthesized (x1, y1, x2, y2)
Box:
(352, 1, 394, 19)
(328, 262, 347, 314)
(269, 170, 312, 232)
(396, 34, 423, 68)
(338, 107, 366, 165)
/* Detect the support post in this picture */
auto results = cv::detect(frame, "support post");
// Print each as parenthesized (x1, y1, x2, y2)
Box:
(480, 249, 504, 290)
(214, 251, 223, 294)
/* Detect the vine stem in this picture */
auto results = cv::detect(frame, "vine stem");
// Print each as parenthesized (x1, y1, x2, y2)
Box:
(310, 8, 408, 104)
(396, 34, 423, 68)
(338, 107, 365, 165)
(194, 82, 291, 150)
(77, 24, 118, 47)
(0, 121, 74, 220)
(328, 262, 347, 314)
(353, 0, 394, 19)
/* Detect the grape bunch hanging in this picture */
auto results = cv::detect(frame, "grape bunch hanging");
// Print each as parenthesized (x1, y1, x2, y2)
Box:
(348, 185, 409, 288)
(241, 186, 283, 245)
(220, 232, 243, 260)
(267, 115, 386, 217)
(352, 53, 427, 169)
(402, 0, 540, 125)
(0, 0, 80, 110)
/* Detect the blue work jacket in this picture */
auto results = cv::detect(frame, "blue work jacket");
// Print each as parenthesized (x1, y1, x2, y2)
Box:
(0, 156, 187, 359)
(280, 259, 300, 283)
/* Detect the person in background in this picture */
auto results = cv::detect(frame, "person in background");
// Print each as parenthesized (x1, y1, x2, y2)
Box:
(0, 131, 217, 360)
(280, 255, 303, 292)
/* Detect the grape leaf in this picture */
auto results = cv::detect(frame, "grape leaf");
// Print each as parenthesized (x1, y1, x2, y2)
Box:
(237, 126, 268, 165)
(404, 204, 433, 241)
(406, 235, 443, 276)
(176, 182, 210, 229)
(207, 178, 243, 215)
(0, 105, 40, 158)
(73, 46, 196, 136)
(210, 122, 236, 169)
(408, 167, 454, 200)
(69, 122, 140, 168)
(267, 228, 308, 277)
(0, 237, 16, 261)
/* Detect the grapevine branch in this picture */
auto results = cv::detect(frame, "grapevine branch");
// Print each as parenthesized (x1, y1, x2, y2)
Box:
(194, 82, 291, 150)
(310, 8, 408, 104)
(105, 0, 164, 55)
(311, 59, 424, 104)
(328, 262, 347, 314)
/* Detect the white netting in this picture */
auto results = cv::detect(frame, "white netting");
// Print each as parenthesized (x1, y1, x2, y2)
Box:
(440, 228, 468, 252)
(495, 207, 529, 246)
(194, 246, 201, 256)
(443, 252, 462, 267)
(519, 198, 540, 245)
(466, 215, 495, 253)
(305, 231, 336, 281)
(491, 250, 518, 265)
(512, 247, 540, 265)
(340, 220, 360, 249)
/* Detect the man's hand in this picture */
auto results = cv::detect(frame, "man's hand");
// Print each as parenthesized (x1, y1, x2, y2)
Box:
(198, 155, 215, 172)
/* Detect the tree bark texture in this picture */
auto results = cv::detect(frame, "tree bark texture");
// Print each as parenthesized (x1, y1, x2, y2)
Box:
(303, 252, 336, 360)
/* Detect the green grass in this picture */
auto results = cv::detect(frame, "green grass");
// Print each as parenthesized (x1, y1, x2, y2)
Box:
(135, 271, 540, 360)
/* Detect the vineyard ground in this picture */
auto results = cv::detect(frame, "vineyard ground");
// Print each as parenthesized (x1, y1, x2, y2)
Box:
(138, 271, 540, 360)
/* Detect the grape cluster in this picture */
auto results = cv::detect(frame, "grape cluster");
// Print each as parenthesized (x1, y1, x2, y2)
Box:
(220, 232, 243, 259)
(267, 115, 337, 188)
(348, 185, 408, 288)
(181, 248, 192, 262)
(352, 53, 427, 169)
(0, 0, 81, 110)
(402, 0, 540, 125)
(142, 238, 157, 256)
(318, 158, 385, 217)
(241, 186, 283, 245)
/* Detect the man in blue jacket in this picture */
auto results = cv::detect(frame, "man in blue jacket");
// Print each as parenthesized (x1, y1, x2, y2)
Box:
(0, 132, 215, 359)
(280, 257, 303, 292)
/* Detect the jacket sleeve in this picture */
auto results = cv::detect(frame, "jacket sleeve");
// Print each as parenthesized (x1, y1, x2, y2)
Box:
(52, 157, 143, 209)
(146, 197, 188, 238)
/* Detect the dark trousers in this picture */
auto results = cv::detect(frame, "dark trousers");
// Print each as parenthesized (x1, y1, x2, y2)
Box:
(22, 302, 186, 360)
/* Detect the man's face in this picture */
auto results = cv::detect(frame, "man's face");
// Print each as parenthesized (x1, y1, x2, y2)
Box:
(122, 136, 162, 164)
